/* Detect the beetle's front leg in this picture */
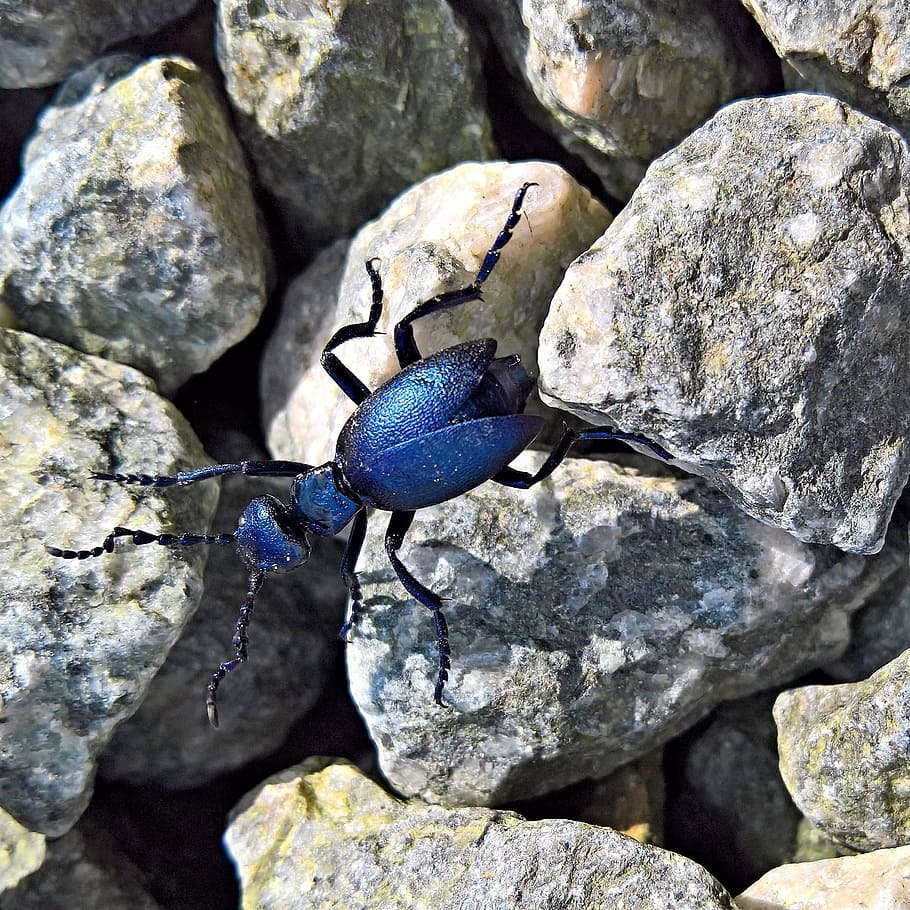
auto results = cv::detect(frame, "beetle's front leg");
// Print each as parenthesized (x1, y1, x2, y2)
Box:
(384, 510, 452, 706)
(338, 508, 368, 641)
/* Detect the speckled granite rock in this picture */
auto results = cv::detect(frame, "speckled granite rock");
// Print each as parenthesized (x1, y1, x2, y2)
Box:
(0, 0, 197, 88)
(225, 759, 736, 910)
(735, 844, 910, 909)
(99, 425, 346, 789)
(473, 0, 776, 199)
(344, 452, 897, 806)
(0, 328, 217, 835)
(0, 54, 269, 396)
(742, 0, 910, 136)
(539, 93, 910, 554)
(216, 0, 494, 250)
(262, 160, 611, 465)
(775, 647, 910, 851)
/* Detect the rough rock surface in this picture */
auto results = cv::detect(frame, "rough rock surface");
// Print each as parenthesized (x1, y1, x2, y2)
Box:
(345, 452, 896, 806)
(99, 426, 346, 788)
(262, 160, 611, 465)
(0, 54, 269, 396)
(775, 647, 910, 851)
(0, 0, 197, 88)
(0, 328, 217, 835)
(735, 844, 910, 909)
(216, 0, 494, 250)
(742, 0, 910, 136)
(225, 759, 736, 910)
(539, 93, 910, 554)
(474, 0, 776, 199)
(0, 807, 44, 892)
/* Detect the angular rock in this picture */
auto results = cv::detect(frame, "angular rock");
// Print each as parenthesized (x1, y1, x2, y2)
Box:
(225, 759, 735, 910)
(539, 93, 910, 554)
(345, 452, 896, 806)
(0, 815, 163, 909)
(473, 0, 776, 199)
(742, 0, 910, 136)
(0, 0, 197, 88)
(0, 54, 269, 396)
(775, 647, 910, 851)
(0, 807, 44, 892)
(0, 328, 217, 835)
(216, 0, 494, 250)
(735, 844, 910, 910)
(672, 692, 802, 891)
(99, 424, 346, 788)
(263, 160, 611, 464)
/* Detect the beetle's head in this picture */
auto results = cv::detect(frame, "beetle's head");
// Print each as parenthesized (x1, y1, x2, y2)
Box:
(290, 462, 361, 536)
(236, 494, 310, 573)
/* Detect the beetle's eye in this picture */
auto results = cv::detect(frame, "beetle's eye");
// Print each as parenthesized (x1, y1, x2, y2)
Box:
(236, 495, 310, 573)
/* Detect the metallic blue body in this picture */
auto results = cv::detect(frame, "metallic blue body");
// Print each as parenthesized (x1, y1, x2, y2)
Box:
(335, 339, 541, 511)
(46, 182, 672, 727)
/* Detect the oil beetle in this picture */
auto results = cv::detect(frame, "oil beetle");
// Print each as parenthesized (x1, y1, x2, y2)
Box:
(47, 183, 672, 726)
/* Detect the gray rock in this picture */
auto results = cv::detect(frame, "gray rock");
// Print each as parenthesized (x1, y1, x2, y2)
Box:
(0, 0, 197, 88)
(0, 54, 269, 396)
(735, 844, 910, 910)
(216, 0, 494, 250)
(741, 0, 910, 136)
(0, 328, 217, 835)
(539, 93, 910, 554)
(0, 815, 163, 910)
(225, 759, 736, 910)
(345, 452, 896, 806)
(263, 160, 611, 465)
(775, 646, 910, 851)
(473, 0, 776, 200)
(676, 693, 802, 887)
(99, 425, 346, 788)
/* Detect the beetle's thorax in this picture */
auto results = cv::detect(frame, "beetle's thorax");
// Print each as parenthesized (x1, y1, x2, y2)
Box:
(290, 462, 361, 535)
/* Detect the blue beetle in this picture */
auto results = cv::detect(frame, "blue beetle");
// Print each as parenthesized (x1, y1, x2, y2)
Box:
(47, 184, 671, 726)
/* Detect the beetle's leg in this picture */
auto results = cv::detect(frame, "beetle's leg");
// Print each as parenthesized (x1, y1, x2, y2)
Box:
(90, 460, 311, 488)
(493, 425, 672, 489)
(206, 569, 265, 728)
(338, 508, 368, 641)
(384, 510, 452, 706)
(321, 257, 385, 404)
(46, 526, 235, 560)
(394, 182, 538, 367)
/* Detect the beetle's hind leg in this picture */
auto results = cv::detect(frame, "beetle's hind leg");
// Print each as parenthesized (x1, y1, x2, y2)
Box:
(384, 511, 452, 706)
(321, 258, 385, 404)
(493, 425, 673, 490)
(394, 182, 538, 368)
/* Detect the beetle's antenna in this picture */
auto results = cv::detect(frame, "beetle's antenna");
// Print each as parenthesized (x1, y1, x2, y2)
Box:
(45, 526, 235, 559)
(206, 569, 265, 728)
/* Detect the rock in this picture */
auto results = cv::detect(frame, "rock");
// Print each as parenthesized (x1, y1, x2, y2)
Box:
(0, 54, 269, 396)
(0, 815, 163, 909)
(262, 160, 611, 465)
(735, 844, 910, 909)
(216, 0, 494, 250)
(0, 0, 197, 88)
(671, 693, 802, 891)
(741, 0, 910, 137)
(99, 422, 346, 788)
(225, 759, 736, 910)
(539, 93, 910, 554)
(472, 0, 777, 199)
(344, 452, 896, 806)
(0, 807, 44, 893)
(775, 646, 910, 851)
(0, 328, 217, 835)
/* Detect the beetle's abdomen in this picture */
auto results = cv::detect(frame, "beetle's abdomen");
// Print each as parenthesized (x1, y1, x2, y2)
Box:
(335, 339, 541, 511)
